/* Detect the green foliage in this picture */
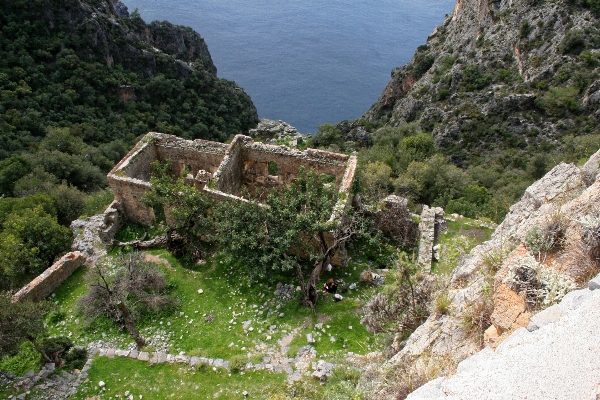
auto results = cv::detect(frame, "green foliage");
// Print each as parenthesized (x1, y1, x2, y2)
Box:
(395, 154, 470, 207)
(0, 0, 258, 188)
(48, 183, 86, 225)
(359, 161, 393, 201)
(412, 52, 435, 78)
(536, 86, 580, 116)
(81, 189, 115, 218)
(0, 155, 31, 197)
(213, 167, 337, 279)
(0, 293, 54, 358)
(0, 341, 40, 376)
(310, 123, 342, 148)
(0, 192, 56, 227)
(587, 0, 600, 14)
(144, 160, 211, 240)
(520, 20, 533, 39)
(559, 29, 586, 55)
(460, 65, 493, 91)
(228, 355, 247, 373)
(0, 206, 72, 289)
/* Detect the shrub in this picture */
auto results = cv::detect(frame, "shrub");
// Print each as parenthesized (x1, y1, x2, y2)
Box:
(536, 86, 580, 116)
(228, 355, 247, 373)
(461, 297, 493, 347)
(525, 225, 561, 261)
(503, 255, 576, 307)
(434, 290, 451, 315)
(520, 20, 533, 38)
(559, 29, 586, 55)
(413, 52, 435, 78)
(63, 346, 88, 370)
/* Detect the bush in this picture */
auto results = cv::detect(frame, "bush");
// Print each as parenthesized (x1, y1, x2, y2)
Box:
(228, 355, 247, 373)
(559, 30, 586, 55)
(536, 86, 580, 116)
(0, 341, 40, 376)
(413, 53, 435, 78)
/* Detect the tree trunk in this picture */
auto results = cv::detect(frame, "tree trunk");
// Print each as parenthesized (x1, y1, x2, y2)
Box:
(300, 258, 329, 311)
(28, 336, 52, 364)
(117, 301, 145, 350)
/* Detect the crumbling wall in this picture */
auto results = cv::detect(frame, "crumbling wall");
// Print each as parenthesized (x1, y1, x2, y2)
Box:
(154, 136, 227, 178)
(107, 132, 357, 243)
(213, 135, 247, 197)
(369, 195, 419, 248)
(417, 205, 445, 272)
(12, 252, 87, 302)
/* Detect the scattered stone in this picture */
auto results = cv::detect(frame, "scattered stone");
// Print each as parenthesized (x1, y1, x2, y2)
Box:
(98, 381, 105, 387)
(306, 334, 316, 344)
(197, 289, 204, 294)
(278, 313, 285, 318)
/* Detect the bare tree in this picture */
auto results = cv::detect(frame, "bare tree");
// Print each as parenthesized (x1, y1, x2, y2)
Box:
(78, 251, 177, 349)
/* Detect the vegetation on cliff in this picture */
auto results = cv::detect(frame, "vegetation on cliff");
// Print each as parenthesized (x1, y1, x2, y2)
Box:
(323, 0, 600, 222)
(0, 0, 258, 287)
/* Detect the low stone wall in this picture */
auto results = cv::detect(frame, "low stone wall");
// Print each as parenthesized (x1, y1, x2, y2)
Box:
(12, 252, 87, 302)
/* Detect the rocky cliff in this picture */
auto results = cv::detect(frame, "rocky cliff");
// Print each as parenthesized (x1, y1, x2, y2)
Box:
(358, 0, 600, 165)
(0, 0, 258, 157)
(359, 147, 600, 398)
(33, 0, 216, 78)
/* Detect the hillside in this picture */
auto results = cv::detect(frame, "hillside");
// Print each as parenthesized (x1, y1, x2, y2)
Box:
(0, 0, 258, 291)
(364, 0, 600, 160)
(332, 0, 600, 222)
(0, 0, 257, 162)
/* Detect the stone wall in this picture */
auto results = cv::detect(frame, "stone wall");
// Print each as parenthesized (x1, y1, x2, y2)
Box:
(12, 252, 87, 302)
(416, 205, 445, 273)
(368, 195, 419, 248)
(109, 132, 357, 229)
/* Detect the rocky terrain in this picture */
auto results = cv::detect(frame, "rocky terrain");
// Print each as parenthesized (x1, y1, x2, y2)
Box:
(354, 0, 600, 165)
(357, 148, 600, 398)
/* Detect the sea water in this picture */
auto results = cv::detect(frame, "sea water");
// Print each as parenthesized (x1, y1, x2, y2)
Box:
(121, 0, 455, 133)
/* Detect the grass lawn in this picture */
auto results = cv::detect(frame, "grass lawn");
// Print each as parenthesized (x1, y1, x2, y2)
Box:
(46, 230, 399, 363)
(71, 356, 287, 400)
(1, 217, 494, 398)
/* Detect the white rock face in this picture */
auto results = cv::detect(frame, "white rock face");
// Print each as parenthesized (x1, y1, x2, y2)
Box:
(407, 284, 600, 400)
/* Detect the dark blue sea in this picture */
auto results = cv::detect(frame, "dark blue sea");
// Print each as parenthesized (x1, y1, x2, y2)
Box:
(121, 0, 456, 133)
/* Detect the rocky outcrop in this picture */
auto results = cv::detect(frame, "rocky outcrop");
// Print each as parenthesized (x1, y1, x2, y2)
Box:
(33, 0, 216, 78)
(361, 148, 600, 399)
(248, 119, 308, 148)
(363, 0, 600, 161)
(407, 279, 600, 400)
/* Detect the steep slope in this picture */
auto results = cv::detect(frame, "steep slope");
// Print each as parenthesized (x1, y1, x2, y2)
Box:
(0, 0, 258, 160)
(361, 0, 600, 166)
(359, 148, 600, 399)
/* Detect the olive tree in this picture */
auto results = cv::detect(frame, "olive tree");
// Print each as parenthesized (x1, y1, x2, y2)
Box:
(213, 168, 371, 310)
(78, 251, 177, 349)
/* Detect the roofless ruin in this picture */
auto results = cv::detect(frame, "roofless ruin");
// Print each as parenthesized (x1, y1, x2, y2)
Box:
(108, 132, 357, 227)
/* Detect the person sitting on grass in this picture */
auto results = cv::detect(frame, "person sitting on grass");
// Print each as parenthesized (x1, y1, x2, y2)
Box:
(323, 278, 338, 294)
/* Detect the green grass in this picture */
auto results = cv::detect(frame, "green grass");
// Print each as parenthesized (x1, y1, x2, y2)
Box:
(431, 217, 494, 275)
(47, 231, 398, 363)
(71, 356, 287, 400)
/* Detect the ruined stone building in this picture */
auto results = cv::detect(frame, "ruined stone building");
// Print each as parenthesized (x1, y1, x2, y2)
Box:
(108, 132, 357, 228)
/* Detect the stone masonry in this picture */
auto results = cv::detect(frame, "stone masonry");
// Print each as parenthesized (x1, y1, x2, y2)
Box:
(108, 132, 357, 228)
(12, 252, 87, 302)
(416, 205, 445, 273)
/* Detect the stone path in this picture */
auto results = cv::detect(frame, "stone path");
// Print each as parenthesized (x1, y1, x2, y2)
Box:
(90, 329, 328, 384)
